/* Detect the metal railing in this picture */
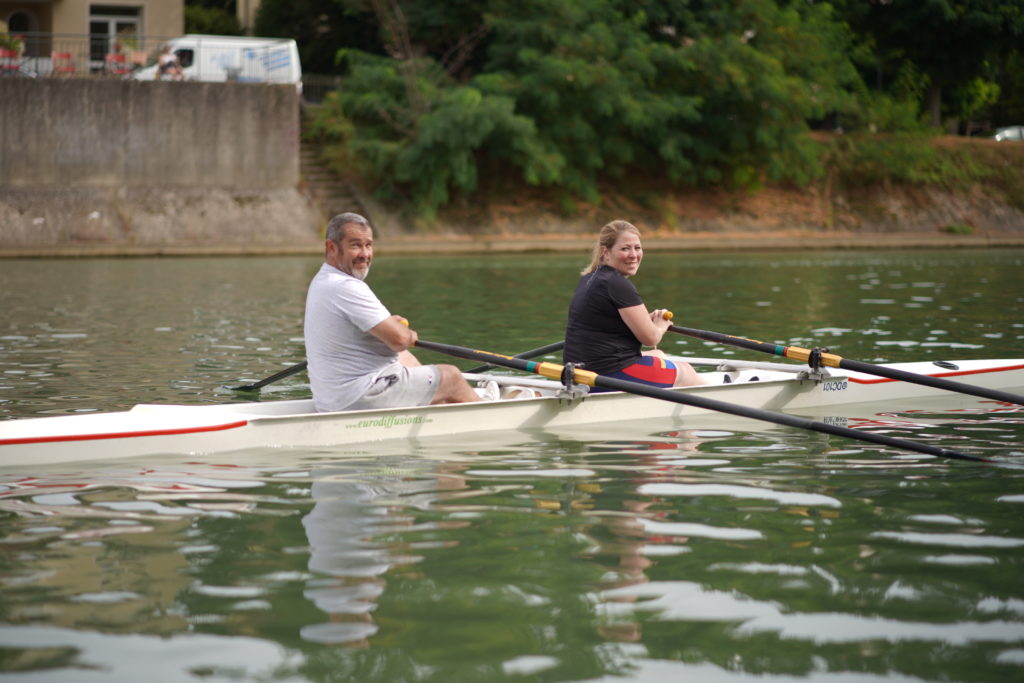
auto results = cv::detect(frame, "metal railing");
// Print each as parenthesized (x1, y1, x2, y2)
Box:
(2, 31, 341, 104)
(0, 32, 172, 78)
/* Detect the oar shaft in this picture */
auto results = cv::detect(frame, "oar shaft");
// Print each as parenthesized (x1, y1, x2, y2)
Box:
(415, 339, 986, 463)
(669, 324, 1024, 406)
(670, 324, 791, 359)
(229, 361, 307, 392)
(229, 340, 564, 393)
(590, 373, 982, 462)
(464, 340, 565, 374)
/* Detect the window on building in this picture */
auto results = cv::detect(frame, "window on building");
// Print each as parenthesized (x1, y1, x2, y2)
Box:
(89, 5, 141, 66)
(5, 10, 38, 56)
(6, 10, 33, 33)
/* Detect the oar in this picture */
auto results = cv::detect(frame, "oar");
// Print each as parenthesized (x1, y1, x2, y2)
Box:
(665, 323, 1024, 406)
(227, 340, 565, 392)
(227, 361, 307, 392)
(414, 339, 988, 463)
(464, 340, 565, 373)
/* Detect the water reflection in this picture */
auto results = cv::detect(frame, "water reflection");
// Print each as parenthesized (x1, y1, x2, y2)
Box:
(0, 422, 1022, 680)
(299, 459, 471, 647)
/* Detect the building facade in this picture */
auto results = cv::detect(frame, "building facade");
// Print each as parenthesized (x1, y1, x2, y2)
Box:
(1, 1, 183, 53)
(2, 0, 183, 74)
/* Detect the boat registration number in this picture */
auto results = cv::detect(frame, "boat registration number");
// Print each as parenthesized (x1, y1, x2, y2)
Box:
(821, 379, 848, 392)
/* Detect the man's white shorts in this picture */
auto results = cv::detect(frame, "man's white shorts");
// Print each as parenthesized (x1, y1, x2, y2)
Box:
(347, 363, 440, 411)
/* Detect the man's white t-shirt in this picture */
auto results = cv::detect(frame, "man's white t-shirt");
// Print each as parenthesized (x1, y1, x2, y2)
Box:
(304, 263, 397, 412)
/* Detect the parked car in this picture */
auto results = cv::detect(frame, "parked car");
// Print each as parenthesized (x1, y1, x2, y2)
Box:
(131, 35, 301, 92)
(992, 125, 1024, 141)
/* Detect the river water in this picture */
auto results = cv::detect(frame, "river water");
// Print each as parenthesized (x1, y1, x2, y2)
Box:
(1, 249, 1023, 682)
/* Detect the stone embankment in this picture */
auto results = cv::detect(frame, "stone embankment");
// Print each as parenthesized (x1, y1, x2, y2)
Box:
(0, 79, 321, 257)
(5, 194, 1023, 257)
(2, 77, 1022, 256)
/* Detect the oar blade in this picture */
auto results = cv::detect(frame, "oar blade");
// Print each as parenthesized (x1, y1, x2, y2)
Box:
(227, 361, 308, 392)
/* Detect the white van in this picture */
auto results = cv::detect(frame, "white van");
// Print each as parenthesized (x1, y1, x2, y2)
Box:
(133, 35, 302, 90)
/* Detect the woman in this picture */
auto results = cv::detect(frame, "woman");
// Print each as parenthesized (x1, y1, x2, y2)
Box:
(563, 220, 705, 390)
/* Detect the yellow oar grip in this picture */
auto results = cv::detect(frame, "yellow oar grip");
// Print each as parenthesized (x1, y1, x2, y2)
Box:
(820, 353, 843, 368)
(534, 362, 599, 386)
(786, 347, 843, 368)
(787, 348, 810, 362)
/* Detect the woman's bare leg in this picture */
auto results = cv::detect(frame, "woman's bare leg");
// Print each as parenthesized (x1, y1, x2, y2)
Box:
(641, 349, 707, 387)
(673, 360, 708, 387)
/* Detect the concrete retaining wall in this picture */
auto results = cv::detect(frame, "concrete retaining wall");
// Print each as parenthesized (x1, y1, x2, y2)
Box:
(0, 78, 322, 250)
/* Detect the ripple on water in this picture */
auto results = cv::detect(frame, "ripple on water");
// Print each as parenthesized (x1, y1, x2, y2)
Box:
(599, 580, 1023, 645)
(637, 519, 763, 541)
(870, 531, 1024, 548)
(637, 483, 842, 508)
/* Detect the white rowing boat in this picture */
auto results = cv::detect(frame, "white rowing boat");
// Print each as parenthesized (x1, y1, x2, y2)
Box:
(1, 356, 1022, 468)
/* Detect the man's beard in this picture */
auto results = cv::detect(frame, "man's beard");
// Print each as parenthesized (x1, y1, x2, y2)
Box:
(351, 263, 370, 280)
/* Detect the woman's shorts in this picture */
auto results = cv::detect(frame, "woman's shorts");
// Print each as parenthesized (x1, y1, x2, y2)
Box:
(597, 355, 678, 391)
(348, 363, 441, 410)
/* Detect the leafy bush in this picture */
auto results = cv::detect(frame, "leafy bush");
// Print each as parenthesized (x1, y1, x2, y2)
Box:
(942, 223, 975, 235)
(310, 0, 863, 221)
(313, 50, 559, 221)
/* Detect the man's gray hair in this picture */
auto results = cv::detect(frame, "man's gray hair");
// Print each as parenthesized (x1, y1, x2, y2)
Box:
(325, 213, 372, 244)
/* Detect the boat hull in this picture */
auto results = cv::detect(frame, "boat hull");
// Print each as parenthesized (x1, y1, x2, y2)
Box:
(2, 358, 1022, 467)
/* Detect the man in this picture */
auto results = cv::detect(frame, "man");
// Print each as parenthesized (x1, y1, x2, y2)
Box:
(304, 212, 484, 412)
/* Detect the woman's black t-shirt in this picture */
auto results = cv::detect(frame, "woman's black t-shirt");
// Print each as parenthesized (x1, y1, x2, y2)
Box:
(563, 265, 644, 375)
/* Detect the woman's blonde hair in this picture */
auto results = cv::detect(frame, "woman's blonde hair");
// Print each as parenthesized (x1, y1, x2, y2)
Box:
(581, 220, 640, 274)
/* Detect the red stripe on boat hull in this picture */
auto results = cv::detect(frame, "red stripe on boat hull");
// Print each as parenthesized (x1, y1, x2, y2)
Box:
(848, 363, 1024, 384)
(0, 420, 249, 446)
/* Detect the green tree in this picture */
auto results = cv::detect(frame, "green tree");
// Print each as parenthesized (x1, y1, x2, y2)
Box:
(254, 0, 383, 74)
(989, 48, 1024, 127)
(323, 48, 557, 219)
(313, 0, 862, 219)
(185, 0, 243, 35)
(371, 0, 493, 79)
(834, 0, 1024, 130)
